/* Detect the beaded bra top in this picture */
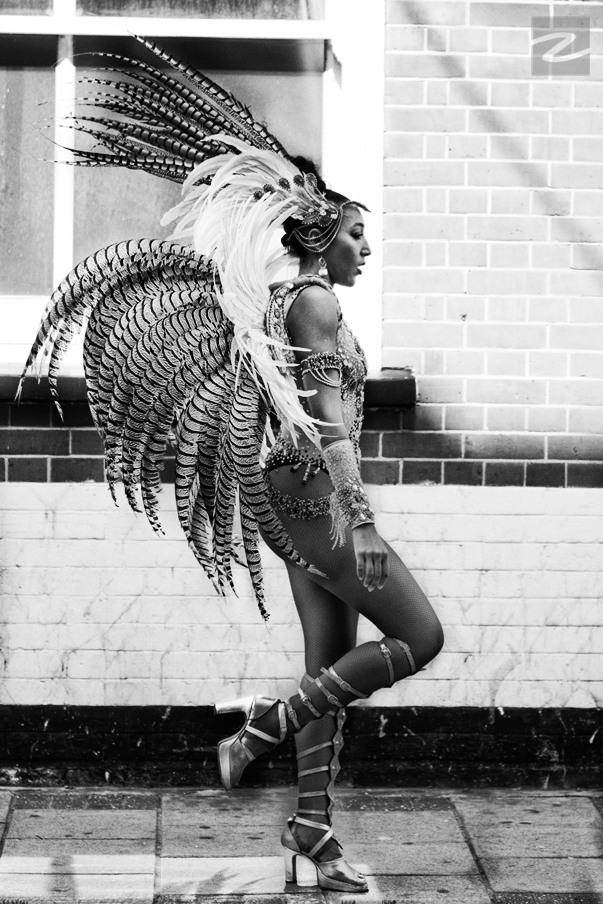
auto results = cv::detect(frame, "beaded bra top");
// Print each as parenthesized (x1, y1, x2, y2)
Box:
(264, 277, 368, 469)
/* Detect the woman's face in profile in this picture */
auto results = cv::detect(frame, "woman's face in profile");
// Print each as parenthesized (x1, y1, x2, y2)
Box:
(323, 206, 371, 287)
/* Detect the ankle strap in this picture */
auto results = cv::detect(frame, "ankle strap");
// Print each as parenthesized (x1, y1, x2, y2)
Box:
(290, 816, 334, 859)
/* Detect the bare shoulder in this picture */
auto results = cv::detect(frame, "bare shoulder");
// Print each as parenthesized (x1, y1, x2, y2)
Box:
(286, 284, 339, 346)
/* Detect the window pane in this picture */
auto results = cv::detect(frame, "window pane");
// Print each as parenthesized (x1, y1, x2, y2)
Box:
(0, 64, 55, 294)
(73, 66, 322, 263)
(76, 0, 324, 18)
(0, 0, 52, 12)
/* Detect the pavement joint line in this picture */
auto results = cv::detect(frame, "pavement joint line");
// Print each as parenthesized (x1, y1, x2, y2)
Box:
(449, 795, 496, 904)
(591, 795, 603, 823)
(0, 792, 14, 858)
(153, 792, 163, 901)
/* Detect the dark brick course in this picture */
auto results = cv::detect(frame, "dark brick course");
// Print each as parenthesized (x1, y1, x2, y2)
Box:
(9, 403, 52, 428)
(444, 460, 483, 485)
(402, 404, 444, 432)
(382, 431, 462, 459)
(0, 429, 69, 456)
(567, 463, 603, 488)
(51, 402, 95, 428)
(50, 457, 104, 482)
(1, 400, 602, 488)
(70, 430, 105, 456)
(7, 457, 48, 482)
(0, 402, 11, 426)
(403, 459, 442, 484)
(485, 461, 526, 486)
(465, 433, 545, 460)
(361, 459, 400, 484)
(359, 431, 380, 458)
(362, 408, 401, 431)
(548, 435, 603, 461)
(526, 462, 566, 488)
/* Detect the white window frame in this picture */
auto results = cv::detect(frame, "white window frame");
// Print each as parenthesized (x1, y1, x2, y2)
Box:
(0, 0, 383, 373)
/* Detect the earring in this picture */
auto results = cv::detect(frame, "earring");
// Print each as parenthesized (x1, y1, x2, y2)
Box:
(318, 256, 329, 279)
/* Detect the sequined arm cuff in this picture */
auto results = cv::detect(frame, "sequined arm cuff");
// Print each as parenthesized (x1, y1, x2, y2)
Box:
(322, 438, 375, 547)
(300, 351, 344, 388)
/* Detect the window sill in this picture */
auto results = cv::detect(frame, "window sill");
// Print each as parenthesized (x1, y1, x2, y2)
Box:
(3, 369, 417, 410)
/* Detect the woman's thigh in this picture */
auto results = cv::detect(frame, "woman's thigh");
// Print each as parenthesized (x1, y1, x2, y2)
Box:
(262, 506, 444, 669)
(283, 559, 360, 677)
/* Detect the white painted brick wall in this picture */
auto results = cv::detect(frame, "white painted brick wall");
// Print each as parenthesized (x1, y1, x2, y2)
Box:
(1, 483, 601, 709)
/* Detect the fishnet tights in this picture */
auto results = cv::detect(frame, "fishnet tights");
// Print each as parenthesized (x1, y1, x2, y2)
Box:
(247, 467, 445, 856)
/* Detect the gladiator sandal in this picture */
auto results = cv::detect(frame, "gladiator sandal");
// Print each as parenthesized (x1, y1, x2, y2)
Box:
(282, 671, 368, 893)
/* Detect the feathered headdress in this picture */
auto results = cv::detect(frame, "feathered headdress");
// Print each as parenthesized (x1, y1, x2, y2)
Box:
(20, 36, 359, 617)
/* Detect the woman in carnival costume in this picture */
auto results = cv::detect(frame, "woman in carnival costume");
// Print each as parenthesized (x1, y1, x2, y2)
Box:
(22, 38, 444, 892)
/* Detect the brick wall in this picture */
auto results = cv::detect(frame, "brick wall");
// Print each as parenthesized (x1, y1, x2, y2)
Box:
(379, 0, 603, 488)
(0, 482, 600, 709)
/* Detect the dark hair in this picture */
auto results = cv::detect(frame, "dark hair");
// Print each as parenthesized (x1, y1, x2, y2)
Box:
(281, 156, 348, 257)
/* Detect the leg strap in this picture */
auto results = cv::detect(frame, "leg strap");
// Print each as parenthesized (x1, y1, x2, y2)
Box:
(379, 640, 395, 685)
(321, 666, 368, 699)
(296, 740, 332, 759)
(315, 677, 343, 709)
(286, 701, 301, 731)
(298, 688, 330, 718)
(298, 765, 330, 779)
(392, 637, 417, 675)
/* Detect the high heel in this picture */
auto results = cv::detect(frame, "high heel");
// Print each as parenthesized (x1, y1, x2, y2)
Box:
(214, 695, 287, 791)
(281, 816, 368, 893)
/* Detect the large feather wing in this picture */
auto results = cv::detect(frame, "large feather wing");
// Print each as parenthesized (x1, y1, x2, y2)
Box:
(19, 240, 313, 617)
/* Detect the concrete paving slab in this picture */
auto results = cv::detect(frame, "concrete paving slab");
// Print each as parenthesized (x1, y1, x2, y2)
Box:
(8, 808, 157, 839)
(162, 807, 289, 828)
(343, 842, 478, 876)
(336, 793, 452, 813)
(332, 810, 463, 843)
(482, 857, 603, 892)
(0, 854, 155, 874)
(161, 825, 282, 858)
(12, 789, 160, 810)
(453, 794, 601, 828)
(0, 871, 154, 901)
(155, 895, 324, 904)
(162, 792, 295, 825)
(3, 837, 156, 856)
(325, 874, 490, 904)
(471, 824, 603, 858)
(159, 856, 287, 895)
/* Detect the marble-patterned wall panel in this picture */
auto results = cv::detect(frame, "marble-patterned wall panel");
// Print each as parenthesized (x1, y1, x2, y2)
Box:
(0, 484, 601, 708)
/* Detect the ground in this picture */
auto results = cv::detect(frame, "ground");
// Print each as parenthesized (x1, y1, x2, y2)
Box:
(0, 787, 601, 903)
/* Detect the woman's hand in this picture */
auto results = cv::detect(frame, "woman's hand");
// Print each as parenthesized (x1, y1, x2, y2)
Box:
(352, 523, 389, 592)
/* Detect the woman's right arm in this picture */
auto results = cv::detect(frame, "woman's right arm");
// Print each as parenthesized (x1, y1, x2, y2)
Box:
(286, 285, 389, 591)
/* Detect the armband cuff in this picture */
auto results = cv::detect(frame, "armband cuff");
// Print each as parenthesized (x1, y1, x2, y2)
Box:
(300, 352, 343, 388)
(322, 439, 375, 547)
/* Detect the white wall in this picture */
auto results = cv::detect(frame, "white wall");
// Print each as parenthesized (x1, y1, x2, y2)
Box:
(1, 483, 600, 709)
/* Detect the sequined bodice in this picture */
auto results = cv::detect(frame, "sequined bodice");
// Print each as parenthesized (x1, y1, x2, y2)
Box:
(264, 278, 368, 464)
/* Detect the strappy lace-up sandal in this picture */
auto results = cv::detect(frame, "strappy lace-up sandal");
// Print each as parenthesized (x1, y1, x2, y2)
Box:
(214, 695, 287, 790)
(281, 672, 369, 893)
(281, 815, 368, 892)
